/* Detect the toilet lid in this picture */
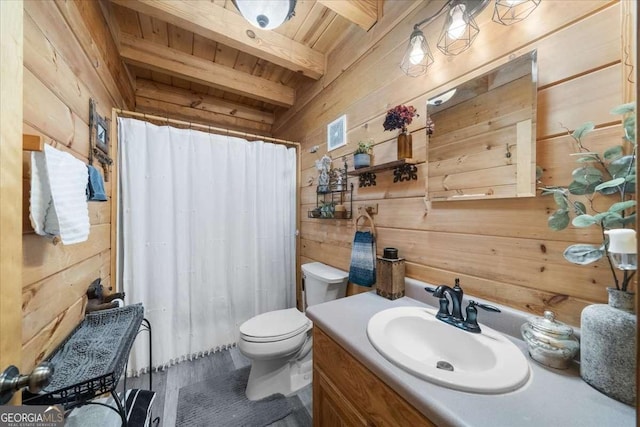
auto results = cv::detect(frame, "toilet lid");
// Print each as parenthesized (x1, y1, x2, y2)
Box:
(240, 308, 310, 342)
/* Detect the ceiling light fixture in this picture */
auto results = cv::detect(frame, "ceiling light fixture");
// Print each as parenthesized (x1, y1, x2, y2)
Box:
(400, 0, 541, 77)
(233, 0, 297, 30)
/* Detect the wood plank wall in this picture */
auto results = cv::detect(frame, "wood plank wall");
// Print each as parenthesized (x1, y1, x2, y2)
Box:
(1, 0, 24, 404)
(21, 0, 128, 372)
(273, 0, 632, 327)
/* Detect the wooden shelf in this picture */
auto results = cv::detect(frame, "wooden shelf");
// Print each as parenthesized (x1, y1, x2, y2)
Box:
(346, 158, 417, 175)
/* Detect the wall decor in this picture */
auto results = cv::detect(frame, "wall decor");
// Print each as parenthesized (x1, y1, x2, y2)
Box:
(327, 114, 347, 152)
(90, 99, 109, 155)
(89, 99, 113, 181)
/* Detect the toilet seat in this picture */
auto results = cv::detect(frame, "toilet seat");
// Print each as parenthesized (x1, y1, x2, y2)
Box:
(240, 308, 311, 343)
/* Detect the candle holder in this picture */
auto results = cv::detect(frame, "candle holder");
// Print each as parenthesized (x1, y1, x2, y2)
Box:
(605, 229, 637, 271)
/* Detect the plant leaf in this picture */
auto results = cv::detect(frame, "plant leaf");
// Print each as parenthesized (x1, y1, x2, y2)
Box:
(575, 156, 600, 163)
(607, 155, 635, 179)
(610, 103, 635, 115)
(539, 187, 565, 197)
(572, 122, 595, 140)
(623, 115, 635, 145)
(553, 192, 568, 209)
(570, 152, 601, 163)
(572, 215, 597, 227)
(608, 200, 636, 213)
(572, 166, 603, 185)
(536, 165, 544, 181)
(603, 213, 624, 228)
(563, 244, 605, 265)
(622, 214, 637, 225)
(594, 177, 625, 192)
(548, 209, 570, 231)
(573, 201, 587, 215)
(603, 145, 623, 161)
(568, 180, 596, 195)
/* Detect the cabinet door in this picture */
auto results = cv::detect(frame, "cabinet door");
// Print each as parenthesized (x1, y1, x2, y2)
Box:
(314, 368, 368, 427)
(313, 327, 436, 427)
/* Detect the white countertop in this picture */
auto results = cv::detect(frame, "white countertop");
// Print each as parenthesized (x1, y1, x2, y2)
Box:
(306, 282, 635, 427)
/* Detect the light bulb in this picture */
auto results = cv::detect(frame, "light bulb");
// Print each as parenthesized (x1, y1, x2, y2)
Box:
(408, 37, 425, 65)
(447, 4, 468, 40)
(504, 0, 527, 5)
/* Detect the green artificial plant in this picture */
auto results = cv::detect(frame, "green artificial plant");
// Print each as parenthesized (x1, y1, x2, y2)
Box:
(354, 141, 373, 155)
(540, 103, 636, 292)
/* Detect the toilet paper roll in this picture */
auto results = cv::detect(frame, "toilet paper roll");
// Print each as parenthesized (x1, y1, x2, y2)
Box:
(112, 298, 125, 307)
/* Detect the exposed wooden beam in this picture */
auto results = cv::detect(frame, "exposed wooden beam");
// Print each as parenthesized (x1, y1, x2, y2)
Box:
(120, 33, 295, 107)
(135, 97, 272, 135)
(136, 79, 274, 125)
(111, 0, 325, 79)
(319, 0, 380, 31)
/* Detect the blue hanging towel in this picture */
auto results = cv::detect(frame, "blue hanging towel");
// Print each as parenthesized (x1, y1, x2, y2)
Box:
(86, 165, 108, 201)
(348, 231, 376, 287)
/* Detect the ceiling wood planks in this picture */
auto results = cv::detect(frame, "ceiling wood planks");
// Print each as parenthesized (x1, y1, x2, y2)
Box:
(318, 0, 380, 31)
(120, 33, 295, 107)
(111, 0, 325, 79)
(103, 0, 375, 133)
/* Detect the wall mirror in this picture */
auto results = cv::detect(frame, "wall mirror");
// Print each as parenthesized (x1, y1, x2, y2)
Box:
(427, 51, 537, 201)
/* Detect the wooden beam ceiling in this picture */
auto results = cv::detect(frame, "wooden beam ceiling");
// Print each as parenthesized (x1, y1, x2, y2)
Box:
(136, 79, 274, 126)
(120, 33, 295, 107)
(111, 0, 325, 79)
(318, 0, 380, 31)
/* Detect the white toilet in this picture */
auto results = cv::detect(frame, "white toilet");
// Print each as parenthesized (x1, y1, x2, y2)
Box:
(238, 262, 348, 400)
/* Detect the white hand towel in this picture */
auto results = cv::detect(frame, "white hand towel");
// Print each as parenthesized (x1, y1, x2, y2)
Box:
(30, 144, 90, 244)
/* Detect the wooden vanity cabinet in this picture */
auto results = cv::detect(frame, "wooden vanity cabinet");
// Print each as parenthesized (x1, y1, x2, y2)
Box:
(313, 326, 436, 427)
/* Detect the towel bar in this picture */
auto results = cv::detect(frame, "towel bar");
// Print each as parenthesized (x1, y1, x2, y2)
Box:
(23, 134, 44, 152)
(355, 207, 376, 237)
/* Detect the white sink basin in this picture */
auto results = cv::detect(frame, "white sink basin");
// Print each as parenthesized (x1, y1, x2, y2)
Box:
(367, 306, 530, 393)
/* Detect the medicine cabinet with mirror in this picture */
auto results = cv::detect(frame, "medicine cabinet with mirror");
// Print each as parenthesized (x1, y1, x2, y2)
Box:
(426, 51, 537, 201)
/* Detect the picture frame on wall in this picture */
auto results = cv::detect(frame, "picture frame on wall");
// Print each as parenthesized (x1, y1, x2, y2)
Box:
(90, 99, 110, 155)
(327, 114, 347, 152)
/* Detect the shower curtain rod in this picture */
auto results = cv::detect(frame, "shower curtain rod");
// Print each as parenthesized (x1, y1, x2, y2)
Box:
(113, 108, 300, 148)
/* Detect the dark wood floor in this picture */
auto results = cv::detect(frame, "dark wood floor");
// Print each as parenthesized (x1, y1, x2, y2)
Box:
(121, 346, 312, 427)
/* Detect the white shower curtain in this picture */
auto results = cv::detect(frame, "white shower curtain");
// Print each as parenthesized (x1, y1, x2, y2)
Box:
(117, 118, 297, 373)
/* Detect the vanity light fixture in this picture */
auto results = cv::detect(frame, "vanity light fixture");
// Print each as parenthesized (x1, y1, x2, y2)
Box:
(437, 1, 480, 56)
(233, 0, 296, 30)
(493, 0, 541, 25)
(400, 0, 541, 77)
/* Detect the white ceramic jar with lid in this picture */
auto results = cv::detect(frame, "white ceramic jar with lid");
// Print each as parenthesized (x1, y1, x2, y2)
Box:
(520, 310, 579, 369)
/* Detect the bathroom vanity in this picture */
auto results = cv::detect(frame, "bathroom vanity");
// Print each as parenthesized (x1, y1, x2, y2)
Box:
(307, 282, 635, 427)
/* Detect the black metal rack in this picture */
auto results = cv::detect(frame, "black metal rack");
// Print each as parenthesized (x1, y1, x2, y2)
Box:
(23, 305, 153, 427)
(347, 158, 420, 187)
(308, 182, 354, 219)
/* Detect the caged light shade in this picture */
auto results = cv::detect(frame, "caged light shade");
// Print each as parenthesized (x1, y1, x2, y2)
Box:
(493, 0, 541, 25)
(437, 2, 480, 56)
(401, 0, 540, 77)
(400, 29, 435, 77)
(233, 0, 296, 30)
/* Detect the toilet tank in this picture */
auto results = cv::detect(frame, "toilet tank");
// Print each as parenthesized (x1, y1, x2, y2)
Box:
(302, 262, 348, 307)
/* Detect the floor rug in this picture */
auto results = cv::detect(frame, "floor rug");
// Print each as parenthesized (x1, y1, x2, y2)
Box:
(175, 366, 292, 427)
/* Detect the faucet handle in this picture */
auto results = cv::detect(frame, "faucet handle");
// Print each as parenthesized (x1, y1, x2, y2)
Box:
(472, 302, 501, 313)
(463, 301, 501, 334)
